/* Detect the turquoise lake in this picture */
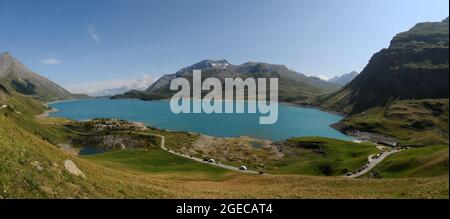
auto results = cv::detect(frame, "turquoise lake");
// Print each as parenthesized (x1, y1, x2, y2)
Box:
(49, 98, 352, 141)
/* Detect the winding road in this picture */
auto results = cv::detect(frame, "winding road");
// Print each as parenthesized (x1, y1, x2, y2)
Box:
(344, 146, 404, 178)
(129, 132, 404, 177)
(151, 132, 406, 177)
(146, 133, 260, 174)
(57, 130, 402, 177)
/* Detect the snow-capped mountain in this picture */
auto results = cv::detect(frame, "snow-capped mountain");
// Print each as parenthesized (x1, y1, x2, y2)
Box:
(68, 74, 153, 97)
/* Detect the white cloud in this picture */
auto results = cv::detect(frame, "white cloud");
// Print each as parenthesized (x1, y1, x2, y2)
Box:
(87, 24, 100, 43)
(316, 75, 330, 81)
(67, 74, 153, 96)
(304, 73, 330, 81)
(40, 57, 61, 65)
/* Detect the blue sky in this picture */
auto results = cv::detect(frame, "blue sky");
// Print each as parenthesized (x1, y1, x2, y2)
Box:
(0, 0, 448, 92)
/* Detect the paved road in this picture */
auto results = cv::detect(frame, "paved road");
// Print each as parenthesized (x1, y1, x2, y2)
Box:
(147, 133, 260, 174)
(345, 147, 404, 178)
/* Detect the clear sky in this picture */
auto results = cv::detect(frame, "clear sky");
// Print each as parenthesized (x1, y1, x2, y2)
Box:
(0, 0, 448, 92)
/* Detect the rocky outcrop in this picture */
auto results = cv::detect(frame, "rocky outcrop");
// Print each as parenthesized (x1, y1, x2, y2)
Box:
(64, 160, 85, 178)
(319, 18, 449, 114)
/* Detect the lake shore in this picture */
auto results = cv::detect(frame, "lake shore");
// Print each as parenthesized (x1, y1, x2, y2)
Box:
(46, 98, 355, 141)
(45, 99, 76, 106)
(35, 107, 58, 119)
(110, 96, 347, 116)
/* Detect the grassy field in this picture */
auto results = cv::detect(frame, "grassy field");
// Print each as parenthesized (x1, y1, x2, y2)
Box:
(1, 92, 448, 198)
(2, 94, 75, 144)
(269, 137, 379, 175)
(157, 134, 378, 176)
(334, 99, 449, 147)
(332, 98, 449, 179)
(83, 149, 234, 180)
(147, 127, 200, 151)
(2, 112, 447, 198)
(366, 145, 449, 178)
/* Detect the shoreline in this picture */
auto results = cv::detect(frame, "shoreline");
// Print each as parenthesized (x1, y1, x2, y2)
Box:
(108, 96, 354, 141)
(110, 96, 347, 117)
(45, 97, 363, 144)
(35, 107, 59, 119)
(45, 98, 77, 106)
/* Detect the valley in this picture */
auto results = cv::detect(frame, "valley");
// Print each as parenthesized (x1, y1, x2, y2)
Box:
(1, 95, 448, 198)
(0, 16, 448, 199)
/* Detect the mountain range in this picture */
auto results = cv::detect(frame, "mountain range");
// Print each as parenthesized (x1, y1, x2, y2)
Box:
(113, 60, 341, 103)
(327, 71, 359, 85)
(0, 52, 87, 102)
(68, 75, 153, 97)
(2, 17, 448, 113)
(319, 17, 449, 114)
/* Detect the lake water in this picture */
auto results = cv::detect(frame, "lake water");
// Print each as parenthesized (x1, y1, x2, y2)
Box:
(49, 98, 352, 141)
(78, 147, 106, 155)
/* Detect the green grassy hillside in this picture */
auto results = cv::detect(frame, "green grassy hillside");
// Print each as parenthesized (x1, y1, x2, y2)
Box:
(334, 99, 449, 147)
(366, 145, 449, 178)
(0, 92, 448, 198)
(84, 149, 232, 180)
(271, 137, 379, 176)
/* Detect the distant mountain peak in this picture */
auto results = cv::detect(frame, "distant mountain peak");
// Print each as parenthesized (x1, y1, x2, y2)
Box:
(197, 59, 229, 66)
(0, 52, 13, 64)
(174, 59, 232, 76)
(0, 51, 12, 58)
(327, 71, 359, 86)
(236, 61, 291, 74)
(129, 59, 341, 102)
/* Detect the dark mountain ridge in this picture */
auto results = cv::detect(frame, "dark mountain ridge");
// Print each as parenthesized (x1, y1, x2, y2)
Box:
(319, 18, 449, 114)
(0, 52, 87, 102)
(115, 60, 341, 103)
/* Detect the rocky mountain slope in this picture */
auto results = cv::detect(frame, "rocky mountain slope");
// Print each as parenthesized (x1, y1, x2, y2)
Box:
(0, 52, 85, 102)
(319, 18, 449, 114)
(114, 60, 341, 103)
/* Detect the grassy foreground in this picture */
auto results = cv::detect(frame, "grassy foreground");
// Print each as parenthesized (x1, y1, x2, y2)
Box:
(366, 145, 449, 178)
(334, 99, 449, 147)
(0, 93, 448, 198)
(83, 149, 233, 180)
(269, 137, 379, 175)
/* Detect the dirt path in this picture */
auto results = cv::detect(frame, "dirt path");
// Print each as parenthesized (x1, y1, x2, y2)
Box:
(145, 133, 260, 174)
(35, 108, 58, 120)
